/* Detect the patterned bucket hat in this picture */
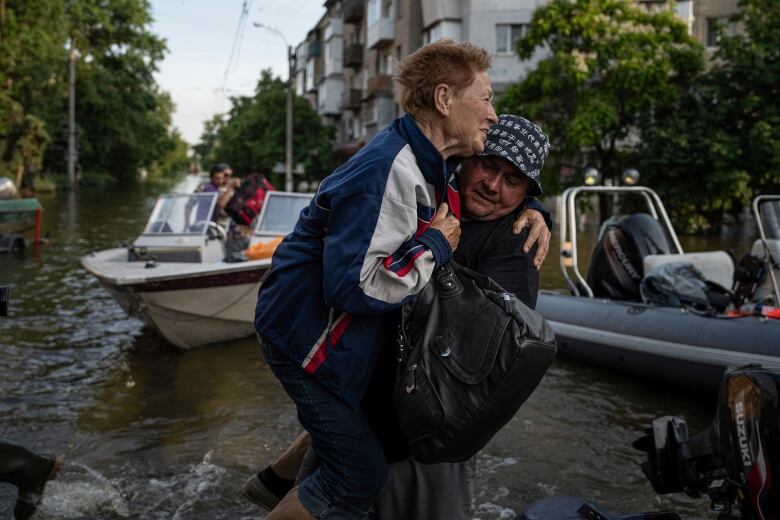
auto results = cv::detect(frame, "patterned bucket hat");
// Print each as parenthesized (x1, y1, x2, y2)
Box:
(481, 114, 550, 196)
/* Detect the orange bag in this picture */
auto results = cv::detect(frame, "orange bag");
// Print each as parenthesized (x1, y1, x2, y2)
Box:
(245, 236, 283, 260)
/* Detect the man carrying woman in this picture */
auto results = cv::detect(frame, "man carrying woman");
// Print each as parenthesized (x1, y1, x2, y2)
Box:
(254, 39, 546, 520)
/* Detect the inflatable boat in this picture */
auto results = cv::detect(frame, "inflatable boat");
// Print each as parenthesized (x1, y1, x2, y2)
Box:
(537, 189, 780, 390)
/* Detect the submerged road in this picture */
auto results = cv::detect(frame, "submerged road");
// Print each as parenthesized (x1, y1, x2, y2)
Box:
(0, 176, 744, 518)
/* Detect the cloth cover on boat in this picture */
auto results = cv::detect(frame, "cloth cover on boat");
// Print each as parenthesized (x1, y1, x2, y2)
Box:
(643, 251, 734, 290)
(640, 261, 732, 312)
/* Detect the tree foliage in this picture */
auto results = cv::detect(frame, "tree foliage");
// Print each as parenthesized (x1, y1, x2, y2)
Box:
(705, 0, 780, 205)
(0, 0, 188, 186)
(206, 70, 335, 185)
(498, 0, 704, 194)
(498, 0, 780, 231)
(0, 0, 66, 182)
(638, 0, 780, 230)
(193, 115, 224, 167)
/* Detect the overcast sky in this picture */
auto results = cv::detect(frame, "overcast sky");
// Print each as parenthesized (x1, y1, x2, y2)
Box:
(150, 0, 326, 144)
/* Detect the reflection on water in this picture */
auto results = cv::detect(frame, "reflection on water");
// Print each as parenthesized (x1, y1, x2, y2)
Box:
(1, 179, 750, 518)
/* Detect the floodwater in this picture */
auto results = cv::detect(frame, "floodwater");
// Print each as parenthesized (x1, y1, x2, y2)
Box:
(0, 177, 756, 519)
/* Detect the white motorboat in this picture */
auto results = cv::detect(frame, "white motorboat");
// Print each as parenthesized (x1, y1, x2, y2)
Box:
(82, 191, 311, 349)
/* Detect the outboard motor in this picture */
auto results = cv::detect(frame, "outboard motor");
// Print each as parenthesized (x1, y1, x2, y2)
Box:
(587, 213, 672, 301)
(635, 366, 780, 519)
(517, 367, 780, 519)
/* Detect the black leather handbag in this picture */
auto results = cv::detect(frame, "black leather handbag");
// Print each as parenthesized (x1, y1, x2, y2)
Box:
(394, 262, 557, 464)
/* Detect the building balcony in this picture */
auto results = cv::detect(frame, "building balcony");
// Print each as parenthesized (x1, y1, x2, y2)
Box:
(343, 43, 364, 69)
(308, 40, 322, 57)
(366, 17, 394, 49)
(343, 0, 365, 24)
(318, 77, 346, 116)
(365, 74, 393, 98)
(324, 18, 343, 40)
(340, 89, 362, 110)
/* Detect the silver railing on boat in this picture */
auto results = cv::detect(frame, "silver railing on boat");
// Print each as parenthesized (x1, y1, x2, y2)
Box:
(752, 195, 780, 305)
(558, 186, 684, 298)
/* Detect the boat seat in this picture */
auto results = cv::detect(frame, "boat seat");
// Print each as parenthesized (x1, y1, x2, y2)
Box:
(643, 251, 734, 289)
(750, 238, 780, 261)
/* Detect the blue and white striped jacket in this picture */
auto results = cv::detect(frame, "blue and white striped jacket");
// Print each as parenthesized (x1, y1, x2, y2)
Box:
(255, 114, 544, 408)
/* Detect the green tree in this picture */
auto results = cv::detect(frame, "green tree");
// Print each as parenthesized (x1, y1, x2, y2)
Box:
(706, 0, 780, 204)
(150, 128, 190, 177)
(193, 114, 224, 168)
(497, 0, 704, 199)
(208, 70, 334, 184)
(637, 0, 779, 231)
(58, 0, 172, 181)
(0, 0, 67, 184)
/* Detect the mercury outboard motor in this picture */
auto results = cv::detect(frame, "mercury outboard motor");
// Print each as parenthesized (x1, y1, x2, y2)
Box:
(587, 213, 672, 301)
(635, 366, 780, 519)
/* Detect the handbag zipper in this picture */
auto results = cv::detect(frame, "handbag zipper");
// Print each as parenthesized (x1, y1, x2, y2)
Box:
(405, 364, 417, 393)
(502, 293, 512, 314)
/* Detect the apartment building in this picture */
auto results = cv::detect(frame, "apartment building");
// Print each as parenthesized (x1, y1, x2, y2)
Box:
(421, 0, 549, 96)
(319, 8, 347, 125)
(339, 0, 367, 153)
(295, 0, 739, 160)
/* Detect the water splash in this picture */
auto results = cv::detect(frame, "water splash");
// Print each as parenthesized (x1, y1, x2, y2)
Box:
(39, 462, 130, 518)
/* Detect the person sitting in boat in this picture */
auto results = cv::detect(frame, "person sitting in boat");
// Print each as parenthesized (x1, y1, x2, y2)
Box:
(252, 40, 554, 520)
(244, 114, 551, 520)
(195, 163, 241, 222)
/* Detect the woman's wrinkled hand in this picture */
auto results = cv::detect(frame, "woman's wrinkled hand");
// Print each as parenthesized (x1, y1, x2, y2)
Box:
(430, 202, 461, 251)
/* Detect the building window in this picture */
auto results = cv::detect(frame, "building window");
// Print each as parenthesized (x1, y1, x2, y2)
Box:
(496, 24, 528, 54)
(424, 23, 442, 45)
(352, 118, 361, 139)
(306, 60, 315, 91)
(382, 53, 393, 75)
(706, 17, 736, 47)
(368, 0, 391, 25)
(368, 0, 380, 25)
(364, 98, 377, 124)
(382, 0, 392, 19)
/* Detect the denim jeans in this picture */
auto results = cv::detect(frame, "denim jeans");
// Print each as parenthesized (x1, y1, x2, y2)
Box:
(259, 337, 387, 520)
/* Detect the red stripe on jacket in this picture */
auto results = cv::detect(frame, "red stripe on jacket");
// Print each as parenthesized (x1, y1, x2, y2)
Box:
(303, 313, 354, 374)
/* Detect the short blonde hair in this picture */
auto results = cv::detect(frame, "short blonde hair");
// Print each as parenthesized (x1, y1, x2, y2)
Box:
(394, 39, 492, 116)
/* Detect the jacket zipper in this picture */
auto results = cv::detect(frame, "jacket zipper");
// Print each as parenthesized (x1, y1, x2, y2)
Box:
(326, 307, 336, 348)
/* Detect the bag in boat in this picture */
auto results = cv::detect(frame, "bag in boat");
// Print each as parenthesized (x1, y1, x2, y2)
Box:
(394, 262, 557, 464)
(225, 173, 276, 226)
(640, 261, 733, 313)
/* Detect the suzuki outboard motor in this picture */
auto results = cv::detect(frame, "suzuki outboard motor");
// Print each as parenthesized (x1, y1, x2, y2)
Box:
(587, 213, 672, 301)
(635, 366, 780, 519)
(517, 367, 780, 520)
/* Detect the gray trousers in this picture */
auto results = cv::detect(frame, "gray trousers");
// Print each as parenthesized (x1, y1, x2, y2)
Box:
(298, 448, 475, 520)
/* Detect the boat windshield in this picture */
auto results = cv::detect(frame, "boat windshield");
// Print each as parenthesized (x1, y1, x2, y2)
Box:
(142, 193, 218, 235)
(254, 192, 312, 236)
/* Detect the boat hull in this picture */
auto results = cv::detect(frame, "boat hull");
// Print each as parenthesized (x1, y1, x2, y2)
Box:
(536, 292, 780, 390)
(83, 248, 270, 349)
